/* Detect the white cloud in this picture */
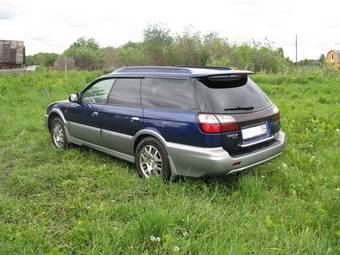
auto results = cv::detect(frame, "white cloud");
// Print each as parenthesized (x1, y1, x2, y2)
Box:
(0, 0, 17, 20)
(0, 0, 339, 60)
(0, 10, 15, 20)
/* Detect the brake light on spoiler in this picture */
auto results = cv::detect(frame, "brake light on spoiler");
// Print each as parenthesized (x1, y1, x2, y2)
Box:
(197, 114, 240, 133)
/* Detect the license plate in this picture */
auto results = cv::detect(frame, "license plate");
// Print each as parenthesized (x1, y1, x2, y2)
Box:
(242, 124, 267, 140)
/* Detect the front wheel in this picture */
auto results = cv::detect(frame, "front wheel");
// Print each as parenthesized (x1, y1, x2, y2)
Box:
(50, 117, 69, 149)
(135, 137, 171, 180)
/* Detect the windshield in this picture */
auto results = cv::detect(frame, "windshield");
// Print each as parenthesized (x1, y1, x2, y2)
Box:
(193, 76, 272, 113)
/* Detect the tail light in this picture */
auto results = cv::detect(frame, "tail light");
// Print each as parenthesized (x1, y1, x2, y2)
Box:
(197, 114, 240, 133)
(197, 114, 221, 133)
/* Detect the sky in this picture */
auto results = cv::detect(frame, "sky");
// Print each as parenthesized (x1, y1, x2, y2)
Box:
(1, 0, 340, 61)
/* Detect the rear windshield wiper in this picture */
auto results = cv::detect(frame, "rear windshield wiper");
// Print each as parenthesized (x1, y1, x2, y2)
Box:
(224, 106, 254, 111)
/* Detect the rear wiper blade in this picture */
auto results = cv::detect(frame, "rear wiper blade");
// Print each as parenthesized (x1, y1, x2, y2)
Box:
(224, 106, 254, 111)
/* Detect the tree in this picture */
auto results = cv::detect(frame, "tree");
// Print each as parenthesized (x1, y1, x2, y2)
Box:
(25, 52, 58, 67)
(171, 31, 207, 66)
(203, 33, 230, 66)
(50, 25, 292, 72)
(143, 24, 173, 65)
(276, 47, 285, 58)
(69, 37, 99, 49)
(103, 47, 117, 69)
(115, 43, 145, 66)
(63, 37, 103, 70)
(53, 56, 75, 70)
(319, 54, 325, 62)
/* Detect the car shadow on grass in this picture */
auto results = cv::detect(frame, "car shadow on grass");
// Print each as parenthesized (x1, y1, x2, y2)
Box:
(68, 143, 255, 189)
(70, 144, 137, 173)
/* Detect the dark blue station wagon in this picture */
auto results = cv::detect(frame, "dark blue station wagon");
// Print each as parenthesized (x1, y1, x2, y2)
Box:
(45, 66, 286, 180)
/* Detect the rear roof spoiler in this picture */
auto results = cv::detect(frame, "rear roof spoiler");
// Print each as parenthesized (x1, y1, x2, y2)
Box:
(193, 70, 253, 78)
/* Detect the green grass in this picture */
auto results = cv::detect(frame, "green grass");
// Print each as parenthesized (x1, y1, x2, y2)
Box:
(0, 70, 339, 254)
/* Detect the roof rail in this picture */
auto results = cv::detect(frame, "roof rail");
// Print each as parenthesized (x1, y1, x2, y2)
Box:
(109, 66, 252, 78)
(114, 66, 191, 74)
(176, 65, 232, 70)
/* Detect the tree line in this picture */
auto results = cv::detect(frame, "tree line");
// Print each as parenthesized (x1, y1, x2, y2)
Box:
(26, 24, 325, 73)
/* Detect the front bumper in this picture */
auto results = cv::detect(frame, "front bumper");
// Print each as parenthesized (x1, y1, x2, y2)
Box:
(166, 131, 286, 177)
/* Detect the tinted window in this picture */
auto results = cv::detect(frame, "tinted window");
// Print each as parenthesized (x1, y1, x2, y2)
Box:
(194, 77, 271, 113)
(108, 78, 141, 106)
(142, 78, 196, 110)
(82, 79, 114, 104)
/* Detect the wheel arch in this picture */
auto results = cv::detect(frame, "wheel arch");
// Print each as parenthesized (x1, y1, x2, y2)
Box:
(132, 129, 168, 155)
(47, 108, 67, 131)
(133, 129, 178, 179)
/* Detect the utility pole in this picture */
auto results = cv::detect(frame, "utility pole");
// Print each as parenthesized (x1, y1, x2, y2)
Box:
(64, 56, 68, 82)
(295, 34, 298, 63)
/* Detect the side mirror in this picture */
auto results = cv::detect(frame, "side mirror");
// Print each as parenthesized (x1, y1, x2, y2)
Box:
(69, 93, 79, 103)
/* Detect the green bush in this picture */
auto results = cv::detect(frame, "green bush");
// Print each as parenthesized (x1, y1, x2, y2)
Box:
(26, 25, 311, 72)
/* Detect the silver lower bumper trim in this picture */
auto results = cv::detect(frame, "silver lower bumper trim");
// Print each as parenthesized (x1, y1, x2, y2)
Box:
(166, 131, 286, 178)
(227, 152, 282, 175)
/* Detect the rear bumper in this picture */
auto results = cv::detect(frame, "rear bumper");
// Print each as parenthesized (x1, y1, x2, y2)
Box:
(166, 131, 286, 177)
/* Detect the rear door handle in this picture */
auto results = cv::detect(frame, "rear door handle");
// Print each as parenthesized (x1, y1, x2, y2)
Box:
(131, 117, 139, 121)
(91, 111, 99, 117)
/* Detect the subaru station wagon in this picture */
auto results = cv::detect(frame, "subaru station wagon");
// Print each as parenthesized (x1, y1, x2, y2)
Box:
(45, 66, 286, 180)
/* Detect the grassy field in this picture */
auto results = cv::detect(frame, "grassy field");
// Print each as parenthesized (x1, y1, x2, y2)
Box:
(0, 70, 339, 254)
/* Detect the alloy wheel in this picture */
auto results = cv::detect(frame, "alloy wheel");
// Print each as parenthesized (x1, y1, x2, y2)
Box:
(52, 122, 65, 148)
(139, 145, 163, 177)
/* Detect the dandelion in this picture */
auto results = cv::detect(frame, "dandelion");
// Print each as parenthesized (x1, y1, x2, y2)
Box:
(155, 236, 161, 242)
(183, 231, 188, 237)
(173, 246, 180, 252)
(150, 235, 156, 242)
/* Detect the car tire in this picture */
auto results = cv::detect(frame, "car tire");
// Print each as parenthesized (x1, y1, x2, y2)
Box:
(135, 137, 172, 181)
(50, 117, 69, 149)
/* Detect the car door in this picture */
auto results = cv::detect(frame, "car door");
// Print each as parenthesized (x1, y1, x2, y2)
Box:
(67, 78, 114, 145)
(100, 78, 143, 155)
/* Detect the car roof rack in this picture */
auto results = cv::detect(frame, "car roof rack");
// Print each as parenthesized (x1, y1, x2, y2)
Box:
(176, 65, 232, 70)
(108, 66, 252, 79)
(115, 66, 191, 74)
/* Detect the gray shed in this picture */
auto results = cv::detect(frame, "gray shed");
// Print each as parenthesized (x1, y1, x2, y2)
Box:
(0, 40, 25, 68)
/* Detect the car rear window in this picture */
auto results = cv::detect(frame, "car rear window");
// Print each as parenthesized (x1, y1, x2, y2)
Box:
(193, 76, 271, 113)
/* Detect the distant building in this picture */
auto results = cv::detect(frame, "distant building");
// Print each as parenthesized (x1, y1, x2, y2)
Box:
(325, 50, 340, 68)
(0, 40, 25, 69)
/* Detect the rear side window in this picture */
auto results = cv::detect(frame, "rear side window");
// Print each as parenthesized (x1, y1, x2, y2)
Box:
(193, 77, 271, 113)
(108, 78, 141, 106)
(142, 78, 196, 111)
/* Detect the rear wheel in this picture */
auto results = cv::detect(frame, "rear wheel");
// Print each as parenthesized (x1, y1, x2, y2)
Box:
(135, 137, 171, 180)
(50, 117, 69, 149)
